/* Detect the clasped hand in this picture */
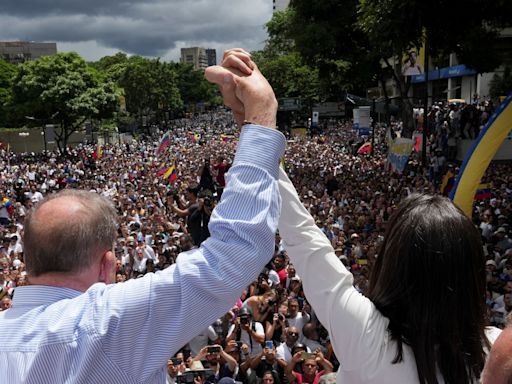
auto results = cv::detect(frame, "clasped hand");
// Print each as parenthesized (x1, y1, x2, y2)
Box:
(204, 48, 277, 129)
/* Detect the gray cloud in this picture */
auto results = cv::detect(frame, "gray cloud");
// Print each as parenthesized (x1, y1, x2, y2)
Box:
(0, 0, 272, 59)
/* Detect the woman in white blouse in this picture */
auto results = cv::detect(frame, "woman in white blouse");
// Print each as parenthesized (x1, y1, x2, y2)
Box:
(277, 169, 499, 384)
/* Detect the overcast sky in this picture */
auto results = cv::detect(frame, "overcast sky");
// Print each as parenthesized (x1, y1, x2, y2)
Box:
(0, 0, 273, 62)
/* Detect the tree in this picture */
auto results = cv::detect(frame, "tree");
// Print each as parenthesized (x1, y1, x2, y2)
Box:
(252, 11, 321, 105)
(113, 56, 182, 129)
(253, 51, 320, 105)
(284, 0, 512, 137)
(284, 2, 379, 98)
(489, 67, 512, 100)
(172, 62, 220, 108)
(88, 52, 128, 72)
(357, 0, 512, 136)
(11, 52, 120, 153)
(0, 59, 18, 126)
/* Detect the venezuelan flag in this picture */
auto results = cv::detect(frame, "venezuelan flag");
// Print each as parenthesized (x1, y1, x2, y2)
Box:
(474, 183, 492, 200)
(1, 197, 13, 216)
(221, 134, 235, 142)
(156, 164, 169, 177)
(93, 145, 102, 159)
(357, 142, 372, 154)
(440, 169, 455, 196)
(189, 132, 200, 143)
(163, 163, 177, 183)
(156, 132, 171, 156)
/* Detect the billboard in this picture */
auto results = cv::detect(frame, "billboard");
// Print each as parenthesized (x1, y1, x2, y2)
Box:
(278, 98, 302, 111)
(313, 102, 345, 117)
(357, 106, 371, 136)
(402, 44, 425, 77)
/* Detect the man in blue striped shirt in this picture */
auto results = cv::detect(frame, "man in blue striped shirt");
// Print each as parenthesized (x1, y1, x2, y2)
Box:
(0, 49, 286, 384)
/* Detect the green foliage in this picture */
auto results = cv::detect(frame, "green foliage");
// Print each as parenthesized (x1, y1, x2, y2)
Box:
(285, 0, 378, 97)
(252, 11, 322, 105)
(0, 59, 18, 125)
(490, 67, 512, 99)
(253, 51, 320, 105)
(172, 62, 219, 107)
(114, 56, 182, 125)
(88, 52, 128, 72)
(358, 0, 512, 74)
(11, 52, 120, 152)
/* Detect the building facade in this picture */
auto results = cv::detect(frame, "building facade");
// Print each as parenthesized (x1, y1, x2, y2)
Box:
(368, 28, 512, 106)
(180, 47, 209, 71)
(0, 41, 57, 64)
(206, 49, 217, 67)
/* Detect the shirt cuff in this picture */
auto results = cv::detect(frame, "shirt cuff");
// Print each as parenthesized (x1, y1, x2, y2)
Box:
(234, 125, 286, 179)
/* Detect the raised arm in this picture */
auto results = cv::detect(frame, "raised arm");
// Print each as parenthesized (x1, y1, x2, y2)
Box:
(277, 168, 389, 371)
(90, 50, 286, 382)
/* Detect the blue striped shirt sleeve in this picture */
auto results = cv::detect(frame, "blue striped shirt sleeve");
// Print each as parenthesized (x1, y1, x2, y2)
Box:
(90, 125, 286, 381)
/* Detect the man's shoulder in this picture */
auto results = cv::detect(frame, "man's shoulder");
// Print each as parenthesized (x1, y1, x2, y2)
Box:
(0, 286, 96, 349)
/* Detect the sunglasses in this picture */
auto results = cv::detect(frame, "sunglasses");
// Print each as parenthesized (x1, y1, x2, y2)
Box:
(289, 332, 299, 337)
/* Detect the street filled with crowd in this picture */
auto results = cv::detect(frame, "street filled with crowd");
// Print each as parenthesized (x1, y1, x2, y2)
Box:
(1, 110, 511, 383)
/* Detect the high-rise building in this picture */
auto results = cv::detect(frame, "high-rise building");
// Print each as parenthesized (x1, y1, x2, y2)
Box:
(0, 41, 57, 64)
(180, 47, 209, 71)
(273, 0, 290, 12)
(206, 49, 217, 67)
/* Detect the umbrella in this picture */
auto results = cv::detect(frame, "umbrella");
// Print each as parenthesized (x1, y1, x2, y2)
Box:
(448, 99, 466, 105)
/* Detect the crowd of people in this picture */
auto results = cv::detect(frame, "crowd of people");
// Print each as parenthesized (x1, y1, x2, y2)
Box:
(1, 109, 511, 383)
(413, 99, 497, 163)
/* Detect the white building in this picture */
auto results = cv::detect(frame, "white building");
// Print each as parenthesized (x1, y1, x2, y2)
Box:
(180, 47, 209, 71)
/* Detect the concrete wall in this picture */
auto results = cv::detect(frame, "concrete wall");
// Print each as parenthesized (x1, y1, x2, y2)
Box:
(0, 128, 85, 153)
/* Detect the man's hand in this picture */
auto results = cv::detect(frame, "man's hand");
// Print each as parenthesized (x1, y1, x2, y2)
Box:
(240, 320, 251, 332)
(291, 351, 303, 364)
(205, 48, 277, 129)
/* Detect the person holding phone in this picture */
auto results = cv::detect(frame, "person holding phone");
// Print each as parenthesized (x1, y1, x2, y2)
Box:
(166, 357, 184, 384)
(285, 350, 333, 384)
(223, 340, 251, 383)
(250, 340, 287, 383)
(191, 345, 237, 382)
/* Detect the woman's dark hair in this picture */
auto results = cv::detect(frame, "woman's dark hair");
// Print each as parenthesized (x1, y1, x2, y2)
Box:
(367, 194, 489, 384)
(262, 370, 281, 384)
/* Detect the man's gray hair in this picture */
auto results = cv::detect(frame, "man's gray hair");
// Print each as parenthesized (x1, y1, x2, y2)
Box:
(24, 189, 118, 277)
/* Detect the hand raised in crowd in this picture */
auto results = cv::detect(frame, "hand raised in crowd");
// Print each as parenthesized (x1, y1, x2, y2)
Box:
(240, 317, 252, 332)
(291, 351, 304, 364)
(204, 48, 277, 129)
(240, 342, 251, 357)
(314, 348, 325, 362)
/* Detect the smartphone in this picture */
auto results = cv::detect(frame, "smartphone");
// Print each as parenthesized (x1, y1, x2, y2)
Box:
(208, 346, 221, 354)
(265, 340, 273, 349)
(301, 352, 316, 361)
(236, 341, 243, 350)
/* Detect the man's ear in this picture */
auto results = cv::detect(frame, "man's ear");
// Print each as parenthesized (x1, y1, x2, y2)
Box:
(99, 250, 116, 284)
